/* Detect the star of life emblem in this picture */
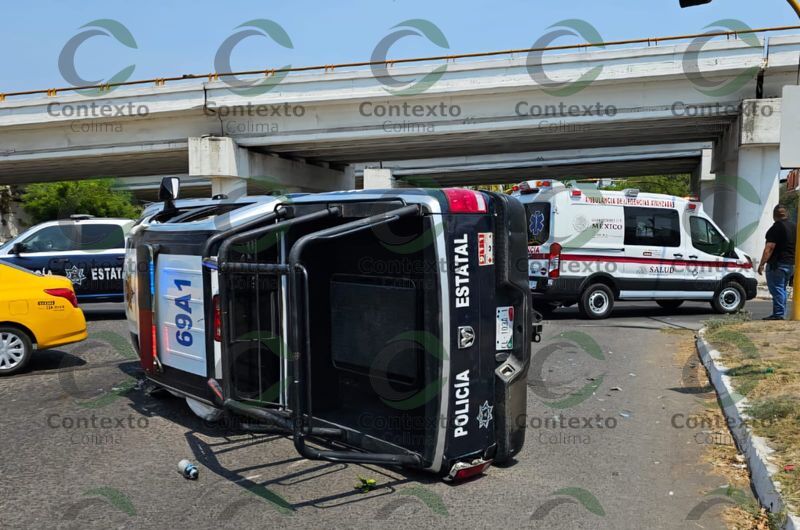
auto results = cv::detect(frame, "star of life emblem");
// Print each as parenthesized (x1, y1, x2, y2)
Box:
(65, 265, 86, 286)
(476, 400, 493, 429)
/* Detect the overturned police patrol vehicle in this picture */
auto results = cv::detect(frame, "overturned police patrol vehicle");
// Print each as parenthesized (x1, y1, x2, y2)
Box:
(125, 178, 536, 480)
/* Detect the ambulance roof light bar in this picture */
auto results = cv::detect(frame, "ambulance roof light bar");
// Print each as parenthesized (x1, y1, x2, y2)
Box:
(624, 188, 640, 198)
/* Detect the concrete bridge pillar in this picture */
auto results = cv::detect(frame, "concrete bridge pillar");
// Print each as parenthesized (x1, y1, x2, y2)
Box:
(189, 136, 354, 198)
(693, 148, 716, 214)
(362, 168, 396, 189)
(712, 99, 782, 264)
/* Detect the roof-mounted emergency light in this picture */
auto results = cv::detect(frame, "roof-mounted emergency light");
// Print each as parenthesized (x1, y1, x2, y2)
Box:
(443, 188, 488, 213)
(624, 189, 640, 198)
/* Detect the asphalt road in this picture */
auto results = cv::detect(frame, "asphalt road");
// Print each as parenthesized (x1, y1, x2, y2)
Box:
(0, 300, 774, 529)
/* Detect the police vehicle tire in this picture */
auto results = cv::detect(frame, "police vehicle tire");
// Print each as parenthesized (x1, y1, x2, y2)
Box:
(0, 327, 33, 376)
(657, 300, 684, 310)
(711, 281, 746, 314)
(579, 284, 615, 320)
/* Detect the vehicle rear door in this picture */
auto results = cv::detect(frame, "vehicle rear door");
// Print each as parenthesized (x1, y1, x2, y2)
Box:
(524, 201, 551, 289)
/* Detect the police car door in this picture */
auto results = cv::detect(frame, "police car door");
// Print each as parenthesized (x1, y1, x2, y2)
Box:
(0, 223, 82, 288)
(79, 223, 127, 300)
(622, 206, 689, 297)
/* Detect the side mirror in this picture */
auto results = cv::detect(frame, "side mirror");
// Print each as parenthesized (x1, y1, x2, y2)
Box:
(159, 177, 180, 213)
(11, 242, 26, 255)
(159, 177, 180, 202)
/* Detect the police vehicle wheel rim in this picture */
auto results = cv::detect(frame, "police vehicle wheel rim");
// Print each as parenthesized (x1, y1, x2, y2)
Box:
(588, 291, 609, 314)
(0, 332, 25, 370)
(719, 288, 741, 311)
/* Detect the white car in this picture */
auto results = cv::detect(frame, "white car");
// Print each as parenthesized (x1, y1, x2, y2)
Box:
(512, 180, 758, 319)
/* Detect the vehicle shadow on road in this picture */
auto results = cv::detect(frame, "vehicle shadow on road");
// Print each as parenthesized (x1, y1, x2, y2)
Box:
(546, 305, 715, 321)
(10, 349, 87, 377)
(120, 384, 443, 518)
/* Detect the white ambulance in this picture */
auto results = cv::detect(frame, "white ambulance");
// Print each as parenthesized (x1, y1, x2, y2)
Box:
(512, 180, 758, 319)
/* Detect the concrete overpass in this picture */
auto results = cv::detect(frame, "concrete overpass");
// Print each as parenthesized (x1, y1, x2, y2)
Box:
(0, 30, 798, 258)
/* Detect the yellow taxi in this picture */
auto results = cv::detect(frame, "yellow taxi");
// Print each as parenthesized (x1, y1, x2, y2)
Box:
(0, 262, 87, 375)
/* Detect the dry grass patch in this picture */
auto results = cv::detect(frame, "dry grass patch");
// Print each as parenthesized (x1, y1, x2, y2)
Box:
(670, 331, 771, 528)
(705, 319, 800, 518)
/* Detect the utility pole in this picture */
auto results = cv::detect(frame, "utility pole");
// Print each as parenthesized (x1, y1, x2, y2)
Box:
(789, 170, 800, 321)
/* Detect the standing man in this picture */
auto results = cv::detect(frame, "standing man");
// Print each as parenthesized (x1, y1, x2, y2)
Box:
(758, 204, 797, 320)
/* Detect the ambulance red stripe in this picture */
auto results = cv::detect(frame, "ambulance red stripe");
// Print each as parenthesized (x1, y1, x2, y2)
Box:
(558, 254, 752, 269)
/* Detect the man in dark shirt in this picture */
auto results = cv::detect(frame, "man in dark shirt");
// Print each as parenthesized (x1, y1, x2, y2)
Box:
(758, 204, 796, 320)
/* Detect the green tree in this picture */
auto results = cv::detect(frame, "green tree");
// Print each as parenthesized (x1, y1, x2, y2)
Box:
(600, 175, 691, 196)
(21, 179, 141, 223)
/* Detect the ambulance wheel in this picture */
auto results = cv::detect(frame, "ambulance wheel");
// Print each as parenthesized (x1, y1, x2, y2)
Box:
(657, 300, 684, 310)
(711, 282, 745, 314)
(0, 327, 33, 376)
(579, 284, 614, 320)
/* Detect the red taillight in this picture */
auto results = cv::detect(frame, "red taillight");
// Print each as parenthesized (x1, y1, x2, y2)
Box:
(446, 460, 493, 482)
(443, 189, 488, 214)
(548, 243, 562, 279)
(44, 288, 78, 308)
(151, 324, 158, 360)
(213, 295, 222, 342)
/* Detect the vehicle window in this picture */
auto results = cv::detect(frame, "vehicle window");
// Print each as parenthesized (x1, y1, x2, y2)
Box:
(525, 203, 551, 246)
(690, 216, 728, 256)
(623, 207, 680, 247)
(20, 225, 80, 252)
(81, 224, 125, 250)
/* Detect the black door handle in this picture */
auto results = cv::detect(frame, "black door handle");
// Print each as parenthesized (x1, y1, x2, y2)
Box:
(673, 253, 683, 258)
(689, 255, 698, 259)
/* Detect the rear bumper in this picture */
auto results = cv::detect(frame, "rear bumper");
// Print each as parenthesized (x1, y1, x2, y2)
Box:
(40, 328, 88, 349)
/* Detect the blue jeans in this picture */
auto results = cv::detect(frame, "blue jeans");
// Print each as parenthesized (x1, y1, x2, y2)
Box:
(766, 262, 795, 318)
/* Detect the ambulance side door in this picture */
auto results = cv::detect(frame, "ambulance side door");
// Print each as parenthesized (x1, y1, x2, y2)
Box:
(687, 215, 733, 292)
(622, 206, 688, 296)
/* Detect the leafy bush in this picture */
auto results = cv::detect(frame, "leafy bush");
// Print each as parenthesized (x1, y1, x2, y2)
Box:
(21, 179, 141, 223)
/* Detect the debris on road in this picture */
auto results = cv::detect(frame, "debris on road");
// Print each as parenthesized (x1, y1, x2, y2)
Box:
(178, 459, 199, 480)
(355, 476, 377, 493)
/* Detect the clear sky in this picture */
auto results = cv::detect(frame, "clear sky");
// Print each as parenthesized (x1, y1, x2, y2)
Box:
(0, 0, 797, 94)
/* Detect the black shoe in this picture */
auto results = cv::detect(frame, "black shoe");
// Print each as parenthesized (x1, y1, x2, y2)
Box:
(762, 315, 784, 320)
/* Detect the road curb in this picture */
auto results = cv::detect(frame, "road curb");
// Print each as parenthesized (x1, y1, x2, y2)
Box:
(696, 328, 800, 529)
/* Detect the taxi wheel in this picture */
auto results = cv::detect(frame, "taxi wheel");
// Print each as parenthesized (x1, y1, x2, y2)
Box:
(0, 327, 33, 376)
(711, 282, 746, 314)
(579, 284, 615, 320)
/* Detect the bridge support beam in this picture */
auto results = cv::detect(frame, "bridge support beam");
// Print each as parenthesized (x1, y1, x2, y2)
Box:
(693, 148, 716, 213)
(712, 99, 782, 265)
(362, 168, 396, 189)
(189, 136, 353, 198)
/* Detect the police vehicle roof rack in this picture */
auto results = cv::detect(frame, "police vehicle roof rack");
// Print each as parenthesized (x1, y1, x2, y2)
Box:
(287, 204, 425, 467)
(212, 206, 345, 435)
